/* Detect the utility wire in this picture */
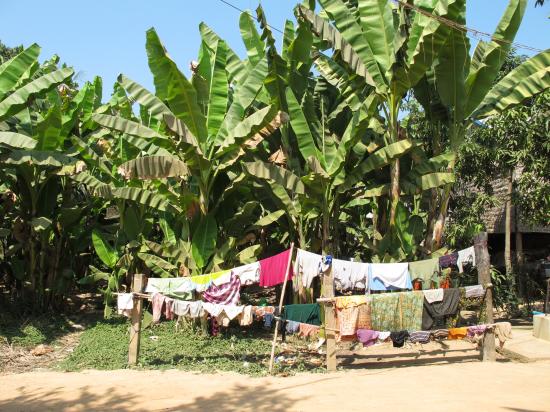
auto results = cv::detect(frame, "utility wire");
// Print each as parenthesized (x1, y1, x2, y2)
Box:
(216, 0, 284, 34)
(394, 0, 544, 53)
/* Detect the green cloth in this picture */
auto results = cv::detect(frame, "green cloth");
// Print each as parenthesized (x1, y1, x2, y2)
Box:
(369, 291, 423, 331)
(283, 304, 321, 326)
(145, 278, 192, 299)
(408, 258, 440, 289)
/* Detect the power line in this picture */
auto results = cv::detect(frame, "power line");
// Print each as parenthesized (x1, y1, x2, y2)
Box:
(394, 0, 544, 53)
(215, 0, 284, 34)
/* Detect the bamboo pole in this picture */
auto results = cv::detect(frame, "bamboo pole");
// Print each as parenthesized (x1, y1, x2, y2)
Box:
(321, 264, 337, 371)
(128, 273, 146, 365)
(268, 242, 295, 374)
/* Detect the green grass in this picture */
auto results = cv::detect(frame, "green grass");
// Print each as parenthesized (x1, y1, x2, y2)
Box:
(59, 318, 324, 376)
(0, 309, 72, 348)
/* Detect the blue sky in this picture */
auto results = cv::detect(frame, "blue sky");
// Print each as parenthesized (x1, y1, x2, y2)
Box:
(1, 0, 548, 97)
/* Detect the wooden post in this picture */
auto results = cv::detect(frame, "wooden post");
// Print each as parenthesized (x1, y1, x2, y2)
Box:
(128, 273, 146, 366)
(545, 279, 550, 315)
(268, 243, 295, 374)
(322, 264, 337, 371)
(474, 232, 496, 361)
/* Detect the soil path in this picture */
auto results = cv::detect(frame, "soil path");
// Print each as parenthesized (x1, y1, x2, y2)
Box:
(1, 361, 550, 411)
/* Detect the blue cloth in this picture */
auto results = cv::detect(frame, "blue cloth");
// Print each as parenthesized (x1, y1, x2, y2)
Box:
(285, 320, 300, 334)
(263, 313, 273, 328)
(368, 266, 412, 291)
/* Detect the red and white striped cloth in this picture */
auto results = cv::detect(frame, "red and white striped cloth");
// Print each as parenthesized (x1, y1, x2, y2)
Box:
(202, 272, 241, 305)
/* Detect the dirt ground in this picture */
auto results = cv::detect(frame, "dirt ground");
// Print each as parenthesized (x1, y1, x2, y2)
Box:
(1, 359, 550, 412)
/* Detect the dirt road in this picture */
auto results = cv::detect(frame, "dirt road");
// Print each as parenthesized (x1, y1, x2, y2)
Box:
(2, 360, 550, 411)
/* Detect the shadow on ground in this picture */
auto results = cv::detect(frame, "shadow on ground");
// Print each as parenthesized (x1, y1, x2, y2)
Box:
(0, 381, 301, 412)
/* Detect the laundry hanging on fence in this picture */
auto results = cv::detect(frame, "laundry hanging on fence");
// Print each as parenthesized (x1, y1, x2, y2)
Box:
(298, 323, 320, 338)
(369, 291, 423, 332)
(282, 303, 322, 326)
(408, 330, 431, 344)
(422, 288, 460, 330)
(369, 263, 412, 291)
(439, 253, 458, 270)
(152, 293, 175, 323)
(145, 278, 193, 298)
(335, 296, 371, 336)
(457, 247, 476, 273)
(202, 272, 241, 305)
(494, 322, 513, 347)
(232, 262, 261, 286)
(464, 284, 484, 299)
(332, 258, 369, 291)
(408, 258, 440, 289)
(423, 288, 444, 303)
(259, 249, 292, 287)
(173, 300, 204, 318)
(117, 293, 134, 318)
(293, 248, 323, 289)
(357, 329, 379, 347)
(448, 327, 468, 340)
(390, 330, 409, 347)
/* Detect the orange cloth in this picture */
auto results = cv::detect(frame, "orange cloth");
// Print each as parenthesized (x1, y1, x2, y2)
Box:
(298, 323, 320, 338)
(337, 303, 371, 336)
(448, 327, 468, 340)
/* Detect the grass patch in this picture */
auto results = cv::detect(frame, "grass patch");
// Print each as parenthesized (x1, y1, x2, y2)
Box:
(60, 318, 324, 376)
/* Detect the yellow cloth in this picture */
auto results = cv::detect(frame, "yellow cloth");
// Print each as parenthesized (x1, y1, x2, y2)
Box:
(335, 295, 368, 309)
(448, 327, 468, 340)
(190, 269, 231, 286)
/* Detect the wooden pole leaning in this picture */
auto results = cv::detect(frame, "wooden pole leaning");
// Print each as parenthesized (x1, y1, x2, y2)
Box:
(474, 232, 496, 361)
(321, 264, 337, 371)
(268, 242, 295, 374)
(128, 273, 147, 366)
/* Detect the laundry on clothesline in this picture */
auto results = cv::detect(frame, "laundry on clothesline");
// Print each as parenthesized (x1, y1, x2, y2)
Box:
(408, 258, 440, 290)
(369, 262, 412, 291)
(293, 248, 323, 289)
(259, 249, 293, 287)
(332, 258, 369, 291)
(457, 246, 476, 273)
(117, 293, 134, 318)
(203, 272, 241, 305)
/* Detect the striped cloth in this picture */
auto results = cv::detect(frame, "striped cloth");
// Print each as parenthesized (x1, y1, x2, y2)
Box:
(409, 331, 431, 344)
(467, 325, 487, 337)
(202, 273, 241, 305)
(431, 329, 449, 339)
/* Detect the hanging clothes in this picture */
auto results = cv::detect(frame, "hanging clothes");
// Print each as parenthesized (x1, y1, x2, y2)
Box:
(467, 325, 487, 337)
(423, 288, 444, 304)
(494, 322, 513, 347)
(457, 246, 476, 273)
(390, 330, 409, 347)
(283, 304, 321, 326)
(117, 293, 134, 318)
(431, 329, 449, 340)
(232, 262, 260, 286)
(408, 258, 440, 289)
(448, 327, 468, 340)
(369, 263, 412, 291)
(370, 291, 423, 331)
(239, 305, 254, 326)
(464, 285, 485, 299)
(259, 249, 292, 287)
(422, 288, 461, 330)
(336, 303, 372, 336)
(409, 331, 431, 344)
(145, 278, 193, 299)
(377, 331, 391, 342)
(222, 305, 244, 320)
(298, 323, 320, 338)
(172, 300, 191, 317)
(286, 320, 301, 334)
(332, 258, 369, 291)
(357, 329, 379, 347)
(335, 295, 368, 309)
(202, 302, 224, 317)
(439, 253, 458, 270)
(293, 248, 323, 289)
(152, 293, 174, 323)
(203, 272, 241, 305)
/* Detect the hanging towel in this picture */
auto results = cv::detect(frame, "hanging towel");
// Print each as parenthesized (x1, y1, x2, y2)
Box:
(448, 327, 468, 340)
(146, 278, 193, 298)
(203, 273, 241, 305)
(467, 325, 487, 337)
(151, 293, 174, 322)
(357, 329, 379, 347)
(286, 320, 301, 334)
(239, 305, 254, 326)
(332, 259, 369, 291)
(369, 263, 412, 291)
(423, 288, 444, 304)
(390, 330, 409, 347)
(494, 322, 513, 347)
(431, 329, 449, 339)
(369, 292, 423, 331)
(259, 249, 292, 287)
(335, 295, 368, 309)
(422, 288, 461, 330)
(409, 330, 431, 344)
(283, 304, 321, 326)
(293, 249, 323, 289)
(439, 253, 458, 270)
(172, 300, 191, 317)
(232, 262, 260, 286)
(202, 302, 224, 317)
(464, 284, 485, 298)
(377, 331, 391, 342)
(298, 323, 320, 338)
(457, 246, 476, 273)
(117, 293, 134, 318)
(223, 304, 244, 320)
(408, 259, 440, 289)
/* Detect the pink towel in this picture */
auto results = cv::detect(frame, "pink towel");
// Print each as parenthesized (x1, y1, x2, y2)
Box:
(259, 249, 293, 287)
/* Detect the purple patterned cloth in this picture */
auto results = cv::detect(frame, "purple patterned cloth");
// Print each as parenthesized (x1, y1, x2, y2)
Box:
(203, 273, 241, 305)
(409, 331, 431, 344)
(357, 329, 379, 347)
(467, 325, 487, 337)
(439, 253, 458, 269)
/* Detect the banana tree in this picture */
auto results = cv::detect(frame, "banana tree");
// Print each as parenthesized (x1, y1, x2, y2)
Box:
(87, 27, 288, 283)
(299, 0, 465, 241)
(0, 44, 101, 308)
(411, 0, 550, 249)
